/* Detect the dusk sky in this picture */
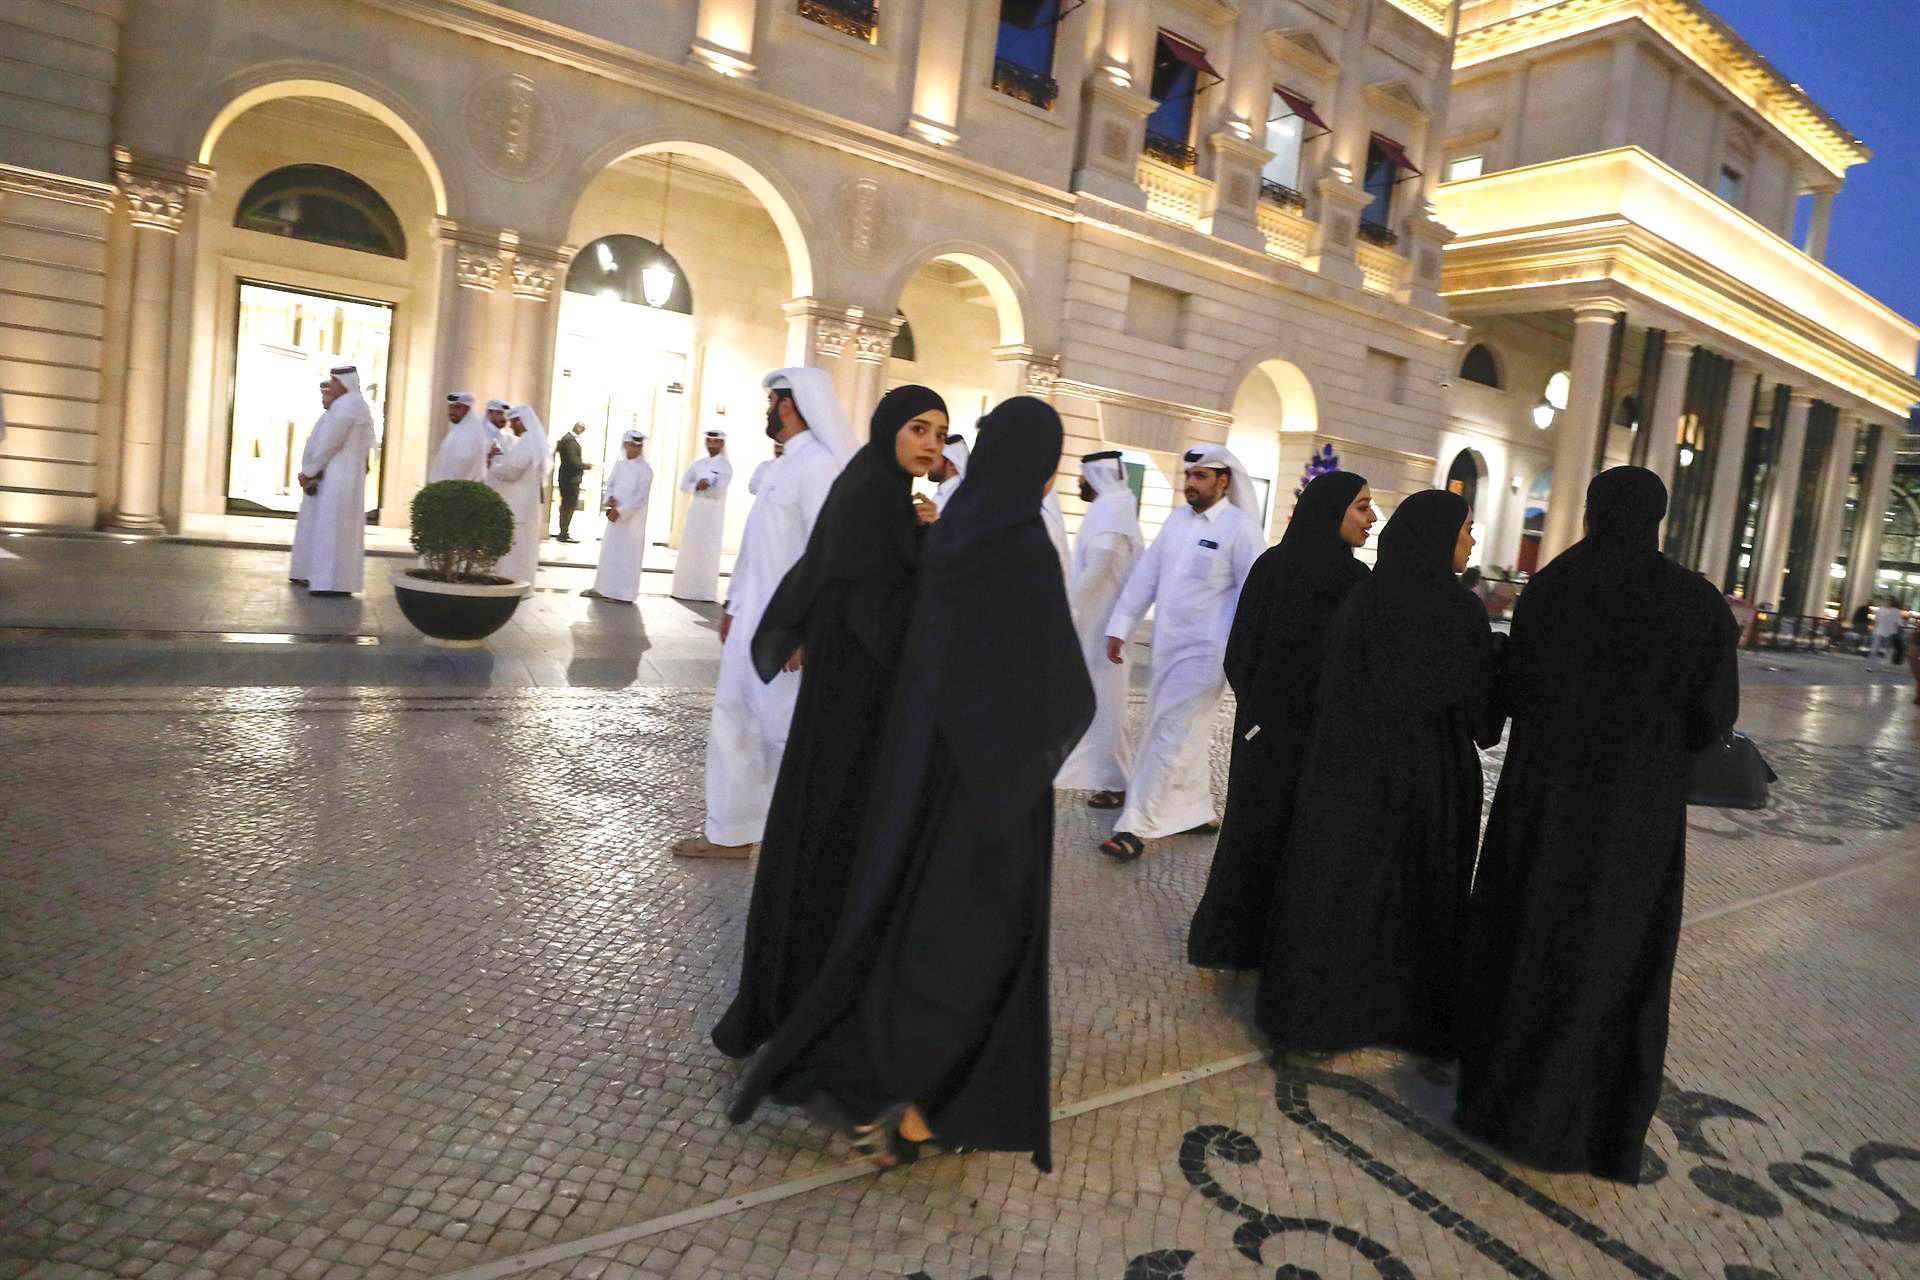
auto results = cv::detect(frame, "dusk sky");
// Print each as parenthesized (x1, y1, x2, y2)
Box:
(1704, 0, 1920, 348)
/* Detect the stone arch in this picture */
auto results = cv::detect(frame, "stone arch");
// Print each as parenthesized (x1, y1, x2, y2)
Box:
(1223, 348, 1321, 435)
(1444, 445, 1489, 511)
(1458, 340, 1504, 389)
(190, 68, 457, 217)
(881, 243, 1028, 347)
(560, 133, 816, 299)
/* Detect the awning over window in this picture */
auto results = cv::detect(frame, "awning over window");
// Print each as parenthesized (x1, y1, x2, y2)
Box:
(1273, 87, 1332, 136)
(1371, 132, 1423, 177)
(1159, 32, 1223, 84)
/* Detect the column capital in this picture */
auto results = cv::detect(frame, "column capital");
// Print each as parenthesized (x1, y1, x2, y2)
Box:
(993, 344, 1063, 397)
(436, 219, 513, 292)
(113, 147, 210, 233)
(1661, 330, 1698, 354)
(510, 240, 574, 302)
(1786, 389, 1819, 411)
(1571, 300, 1627, 325)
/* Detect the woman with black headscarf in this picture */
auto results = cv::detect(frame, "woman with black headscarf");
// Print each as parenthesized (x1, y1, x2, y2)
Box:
(711, 385, 949, 1060)
(1189, 470, 1374, 970)
(1256, 489, 1497, 1054)
(1456, 466, 1738, 1184)
(728, 396, 1093, 1170)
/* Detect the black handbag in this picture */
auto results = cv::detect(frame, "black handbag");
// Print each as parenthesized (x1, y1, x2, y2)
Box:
(1687, 731, 1776, 809)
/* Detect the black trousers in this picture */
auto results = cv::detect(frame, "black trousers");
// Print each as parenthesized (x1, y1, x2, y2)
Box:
(558, 476, 582, 538)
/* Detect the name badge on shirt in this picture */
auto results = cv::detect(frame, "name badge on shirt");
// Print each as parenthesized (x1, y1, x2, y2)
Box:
(1198, 538, 1220, 550)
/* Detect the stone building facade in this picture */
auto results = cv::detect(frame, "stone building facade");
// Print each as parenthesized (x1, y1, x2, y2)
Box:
(1, 0, 1913, 608)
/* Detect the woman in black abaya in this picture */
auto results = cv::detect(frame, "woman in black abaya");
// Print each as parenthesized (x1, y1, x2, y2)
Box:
(1256, 489, 1497, 1054)
(1455, 466, 1738, 1184)
(729, 396, 1093, 1170)
(1188, 471, 1374, 970)
(711, 385, 948, 1059)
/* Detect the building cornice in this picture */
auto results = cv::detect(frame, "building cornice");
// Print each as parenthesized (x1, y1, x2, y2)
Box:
(1456, 0, 1868, 178)
(354, 0, 1080, 224)
(0, 163, 116, 212)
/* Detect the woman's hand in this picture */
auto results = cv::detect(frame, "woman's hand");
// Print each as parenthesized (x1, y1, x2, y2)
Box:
(912, 494, 937, 525)
(784, 646, 805, 673)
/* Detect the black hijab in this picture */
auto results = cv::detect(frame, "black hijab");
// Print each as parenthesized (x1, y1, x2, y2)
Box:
(1354, 489, 1484, 713)
(1224, 470, 1369, 722)
(1584, 465, 1668, 556)
(752, 384, 947, 681)
(917, 396, 1094, 832)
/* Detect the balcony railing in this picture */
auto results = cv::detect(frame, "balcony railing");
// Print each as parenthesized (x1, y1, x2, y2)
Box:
(798, 0, 877, 42)
(1136, 154, 1209, 227)
(1357, 220, 1399, 249)
(1258, 180, 1307, 215)
(1356, 241, 1403, 295)
(1142, 131, 1198, 172)
(1255, 201, 1312, 264)
(992, 58, 1059, 111)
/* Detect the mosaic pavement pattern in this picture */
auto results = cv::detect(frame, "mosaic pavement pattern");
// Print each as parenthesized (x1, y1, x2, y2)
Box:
(0, 680, 1916, 1279)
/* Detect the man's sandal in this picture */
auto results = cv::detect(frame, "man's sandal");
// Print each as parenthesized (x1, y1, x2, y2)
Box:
(1086, 791, 1125, 810)
(1100, 832, 1145, 862)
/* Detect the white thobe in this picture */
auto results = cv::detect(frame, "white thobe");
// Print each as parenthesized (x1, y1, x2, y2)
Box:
(704, 430, 839, 846)
(288, 400, 375, 593)
(592, 456, 654, 602)
(934, 474, 963, 512)
(1055, 528, 1143, 792)
(487, 431, 546, 593)
(672, 454, 732, 601)
(427, 415, 495, 484)
(747, 458, 774, 496)
(1104, 501, 1264, 839)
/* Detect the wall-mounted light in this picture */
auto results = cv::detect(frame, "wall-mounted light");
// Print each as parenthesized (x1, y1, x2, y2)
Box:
(1531, 401, 1555, 430)
(1543, 371, 1571, 412)
(645, 154, 679, 309)
(1678, 447, 1696, 467)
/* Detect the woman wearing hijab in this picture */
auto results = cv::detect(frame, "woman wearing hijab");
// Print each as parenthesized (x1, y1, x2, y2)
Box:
(1456, 467, 1738, 1184)
(729, 397, 1093, 1171)
(1188, 471, 1374, 969)
(1255, 489, 1496, 1054)
(711, 385, 949, 1060)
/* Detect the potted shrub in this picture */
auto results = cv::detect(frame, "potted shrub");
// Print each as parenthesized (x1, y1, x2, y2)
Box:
(393, 480, 523, 645)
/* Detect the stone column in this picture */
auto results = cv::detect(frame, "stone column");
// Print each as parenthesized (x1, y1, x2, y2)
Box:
(1697, 362, 1761, 587)
(1844, 421, 1901, 616)
(1641, 332, 1695, 488)
(1751, 389, 1814, 609)
(1304, 172, 1376, 290)
(688, 0, 758, 79)
(1396, 212, 1453, 314)
(993, 345, 1063, 403)
(1073, 76, 1158, 209)
(845, 315, 900, 435)
(108, 150, 205, 533)
(907, 0, 971, 146)
(1800, 414, 1860, 615)
(1804, 186, 1837, 262)
(782, 298, 885, 438)
(1199, 131, 1271, 252)
(1597, 34, 1640, 150)
(1539, 302, 1625, 564)
(434, 219, 508, 407)
(506, 241, 570, 411)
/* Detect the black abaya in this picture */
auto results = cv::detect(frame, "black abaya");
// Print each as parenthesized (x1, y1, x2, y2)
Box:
(1255, 490, 1497, 1055)
(1189, 471, 1369, 969)
(711, 385, 945, 1060)
(1455, 467, 1738, 1184)
(729, 397, 1092, 1170)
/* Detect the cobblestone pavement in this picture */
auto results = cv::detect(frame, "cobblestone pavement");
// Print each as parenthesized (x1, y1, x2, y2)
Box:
(1, 673, 1917, 1279)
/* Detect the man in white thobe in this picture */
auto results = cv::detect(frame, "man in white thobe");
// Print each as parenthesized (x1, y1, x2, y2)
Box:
(486, 404, 548, 595)
(928, 433, 968, 512)
(288, 365, 376, 597)
(1056, 450, 1145, 804)
(585, 430, 654, 604)
(746, 440, 783, 496)
(672, 368, 854, 858)
(427, 391, 495, 483)
(671, 430, 732, 602)
(1099, 444, 1265, 861)
(1866, 595, 1907, 665)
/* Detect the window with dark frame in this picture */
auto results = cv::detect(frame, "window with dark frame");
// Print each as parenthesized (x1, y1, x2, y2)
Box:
(993, 0, 1062, 110)
(1144, 33, 1219, 171)
(1261, 87, 1328, 211)
(1459, 343, 1501, 388)
(234, 164, 407, 259)
(1717, 164, 1747, 206)
(797, 0, 877, 43)
(1360, 134, 1419, 245)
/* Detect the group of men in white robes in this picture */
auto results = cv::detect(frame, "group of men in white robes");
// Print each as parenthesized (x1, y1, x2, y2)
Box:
(671, 431, 732, 603)
(287, 365, 377, 597)
(673, 367, 853, 858)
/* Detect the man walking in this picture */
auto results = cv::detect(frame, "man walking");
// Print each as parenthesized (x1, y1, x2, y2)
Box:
(554, 423, 592, 543)
(1098, 444, 1264, 861)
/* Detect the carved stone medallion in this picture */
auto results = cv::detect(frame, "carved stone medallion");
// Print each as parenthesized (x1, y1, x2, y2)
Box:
(466, 74, 563, 183)
(831, 178, 897, 268)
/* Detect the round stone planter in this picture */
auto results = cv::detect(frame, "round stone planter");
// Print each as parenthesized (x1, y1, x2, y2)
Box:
(392, 571, 527, 646)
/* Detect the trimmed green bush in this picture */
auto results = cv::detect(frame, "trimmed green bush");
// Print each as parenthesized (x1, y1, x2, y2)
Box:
(409, 480, 514, 582)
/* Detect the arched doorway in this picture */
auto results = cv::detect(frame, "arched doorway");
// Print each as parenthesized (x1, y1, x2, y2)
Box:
(560, 146, 809, 558)
(1519, 467, 1551, 574)
(190, 91, 444, 527)
(1226, 357, 1320, 537)
(1446, 447, 1486, 512)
